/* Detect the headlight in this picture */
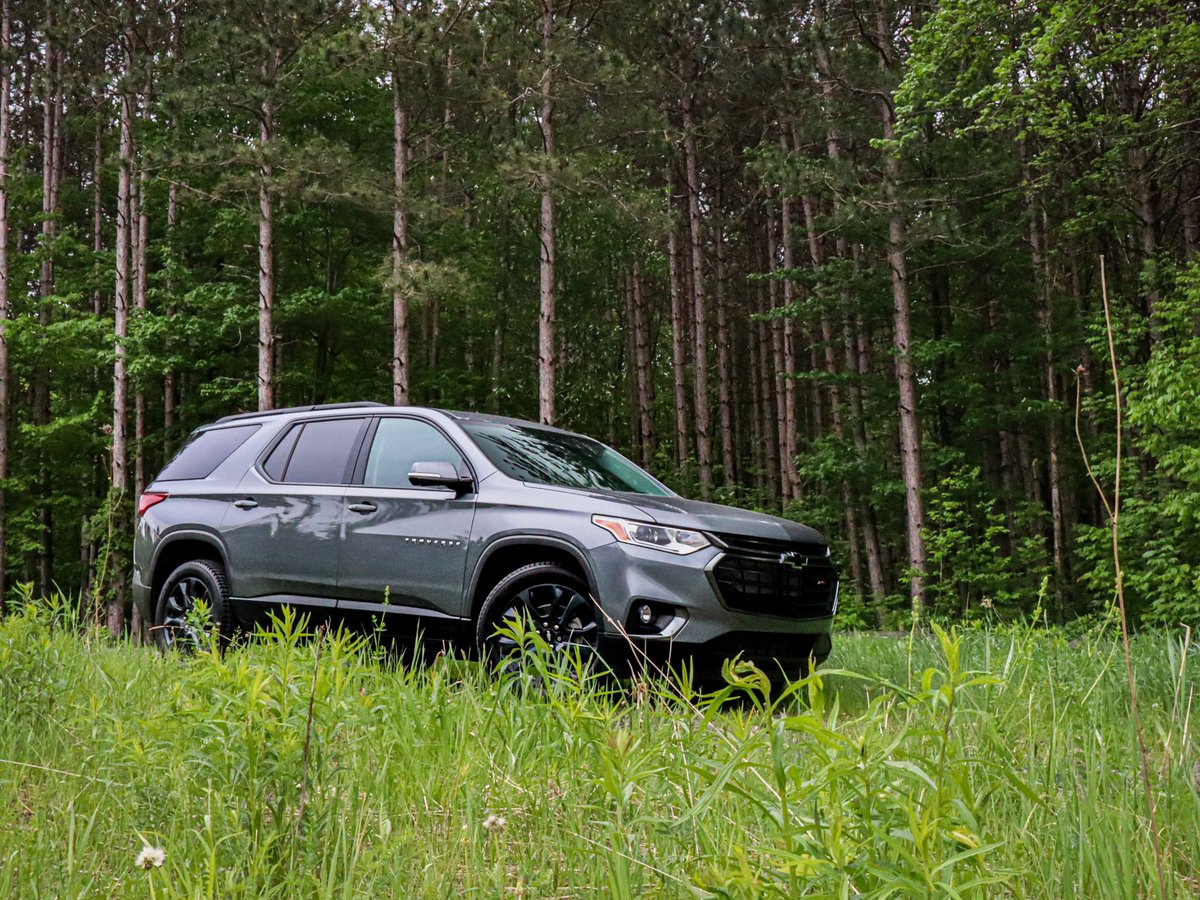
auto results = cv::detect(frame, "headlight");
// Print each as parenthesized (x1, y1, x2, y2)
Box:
(592, 515, 711, 555)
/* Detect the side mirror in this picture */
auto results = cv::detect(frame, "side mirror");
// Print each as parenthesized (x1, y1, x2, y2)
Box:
(408, 461, 474, 495)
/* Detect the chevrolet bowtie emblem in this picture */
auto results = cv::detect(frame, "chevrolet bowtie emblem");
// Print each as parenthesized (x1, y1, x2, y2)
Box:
(779, 551, 799, 566)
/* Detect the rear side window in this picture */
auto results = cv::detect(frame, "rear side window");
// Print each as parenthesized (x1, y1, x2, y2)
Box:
(364, 418, 465, 488)
(157, 424, 260, 481)
(265, 418, 364, 485)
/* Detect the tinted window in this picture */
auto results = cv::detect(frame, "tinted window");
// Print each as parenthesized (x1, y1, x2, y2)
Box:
(364, 418, 465, 488)
(262, 424, 301, 481)
(462, 422, 671, 496)
(157, 424, 260, 481)
(278, 418, 364, 484)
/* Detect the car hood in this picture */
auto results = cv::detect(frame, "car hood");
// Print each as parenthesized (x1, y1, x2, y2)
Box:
(532, 485, 827, 545)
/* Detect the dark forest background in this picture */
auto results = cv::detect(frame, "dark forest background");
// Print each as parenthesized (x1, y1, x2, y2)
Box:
(1, 0, 1198, 632)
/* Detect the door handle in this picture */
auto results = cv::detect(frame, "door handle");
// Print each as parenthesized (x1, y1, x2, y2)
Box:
(348, 501, 377, 514)
(233, 498, 258, 510)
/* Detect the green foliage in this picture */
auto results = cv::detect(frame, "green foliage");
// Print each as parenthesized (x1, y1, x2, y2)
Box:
(1078, 261, 1200, 626)
(923, 465, 1050, 621)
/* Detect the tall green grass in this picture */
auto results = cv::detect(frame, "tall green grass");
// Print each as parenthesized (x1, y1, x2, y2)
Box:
(0, 599, 1196, 897)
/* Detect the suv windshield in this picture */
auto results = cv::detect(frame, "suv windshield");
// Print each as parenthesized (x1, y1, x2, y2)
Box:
(462, 422, 671, 496)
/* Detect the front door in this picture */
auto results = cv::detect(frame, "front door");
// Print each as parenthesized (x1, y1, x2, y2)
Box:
(338, 416, 476, 635)
(222, 416, 368, 627)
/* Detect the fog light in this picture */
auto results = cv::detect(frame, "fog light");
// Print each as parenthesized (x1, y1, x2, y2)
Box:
(637, 603, 654, 626)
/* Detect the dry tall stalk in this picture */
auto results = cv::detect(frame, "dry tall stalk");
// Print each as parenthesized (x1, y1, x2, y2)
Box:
(1074, 256, 1166, 898)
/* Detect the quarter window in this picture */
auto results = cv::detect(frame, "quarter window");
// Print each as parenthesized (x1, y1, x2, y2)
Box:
(364, 418, 465, 488)
(157, 424, 260, 481)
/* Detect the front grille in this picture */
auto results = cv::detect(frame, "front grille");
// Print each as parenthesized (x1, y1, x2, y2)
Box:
(711, 546, 838, 619)
(713, 532, 828, 560)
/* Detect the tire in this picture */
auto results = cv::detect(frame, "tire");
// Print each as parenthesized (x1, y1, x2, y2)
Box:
(152, 559, 233, 652)
(475, 562, 600, 671)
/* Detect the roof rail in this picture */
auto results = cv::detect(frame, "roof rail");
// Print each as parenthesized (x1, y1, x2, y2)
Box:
(214, 401, 387, 425)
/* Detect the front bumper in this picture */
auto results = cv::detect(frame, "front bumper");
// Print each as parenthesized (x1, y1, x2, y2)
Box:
(587, 540, 835, 679)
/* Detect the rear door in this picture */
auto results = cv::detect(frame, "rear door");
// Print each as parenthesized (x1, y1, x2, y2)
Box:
(337, 416, 476, 628)
(223, 416, 368, 623)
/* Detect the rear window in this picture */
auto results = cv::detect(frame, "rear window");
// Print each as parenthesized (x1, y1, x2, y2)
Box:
(157, 424, 260, 481)
(265, 418, 364, 484)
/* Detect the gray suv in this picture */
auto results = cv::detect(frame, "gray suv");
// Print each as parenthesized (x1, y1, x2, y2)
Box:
(133, 403, 837, 679)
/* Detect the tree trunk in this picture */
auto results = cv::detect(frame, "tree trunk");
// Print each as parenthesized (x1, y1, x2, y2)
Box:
(391, 73, 409, 406)
(802, 194, 866, 601)
(536, 0, 556, 425)
(778, 193, 800, 504)
(93, 117, 103, 316)
(681, 94, 712, 498)
(164, 181, 177, 451)
(881, 114, 927, 618)
(0, 0, 9, 613)
(110, 39, 135, 637)
(872, 10, 928, 618)
(747, 287, 765, 493)
(667, 169, 689, 469)
(754, 237, 778, 500)
(257, 53, 280, 412)
(133, 165, 148, 498)
(34, 28, 62, 597)
(765, 202, 790, 505)
(632, 265, 655, 470)
(1025, 168, 1069, 618)
(715, 227, 735, 489)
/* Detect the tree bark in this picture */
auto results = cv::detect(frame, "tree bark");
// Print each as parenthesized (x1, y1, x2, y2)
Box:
(34, 25, 62, 597)
(880, 107, 927, 618)
(681, 94, 712, 497)
(537, 0, 556, 425)
(133, 165, 148, 498)
(778, 192, 800, 504)
(715, 227, 735, 488)
(632, 264, 655, 470)
(93, 116, 103, 316)
(110, 34, 135, 636)
(391, 72, 409, 406)
(765, 201, 791, 505)
(667, 168, 690, 469)
(164, 181, 177, 450)
(872, 10, 928, 618)
(754, 232, 778, 500)
(257, 52, 280, 412)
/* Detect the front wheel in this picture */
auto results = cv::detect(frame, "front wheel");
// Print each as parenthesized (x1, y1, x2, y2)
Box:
(475, 562, 600, 671)
(153, 559, 233, 652)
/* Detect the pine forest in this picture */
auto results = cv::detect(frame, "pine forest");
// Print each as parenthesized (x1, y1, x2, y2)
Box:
(1, 0, 1199, 631)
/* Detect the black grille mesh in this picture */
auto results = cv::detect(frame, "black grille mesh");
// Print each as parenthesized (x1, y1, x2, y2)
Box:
(711, 540, 837, 619)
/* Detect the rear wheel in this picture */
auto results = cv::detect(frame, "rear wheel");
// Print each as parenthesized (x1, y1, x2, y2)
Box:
(475, 562, 600, 672)
(153, 559, 233, 652)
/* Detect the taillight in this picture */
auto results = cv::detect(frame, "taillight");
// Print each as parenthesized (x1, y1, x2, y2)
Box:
(137, 492, 169, 517)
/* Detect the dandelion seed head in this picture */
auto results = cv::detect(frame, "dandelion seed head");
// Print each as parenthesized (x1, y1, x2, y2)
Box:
(135, 845, 166, 870)
(482, 813, 507, 832)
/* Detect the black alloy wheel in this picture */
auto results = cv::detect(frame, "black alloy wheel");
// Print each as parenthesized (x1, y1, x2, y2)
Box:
(476, 562, 600, 671)
(153, 559, 233, 652)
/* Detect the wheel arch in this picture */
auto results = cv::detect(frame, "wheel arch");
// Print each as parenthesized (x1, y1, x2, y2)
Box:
(148, 531, 230, 615)
(468, 535, 598, 623)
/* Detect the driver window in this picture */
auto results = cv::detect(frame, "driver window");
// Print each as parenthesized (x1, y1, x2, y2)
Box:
(364, 418, 465, 488)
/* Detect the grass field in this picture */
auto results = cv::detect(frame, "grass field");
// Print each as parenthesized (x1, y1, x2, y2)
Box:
(1, 600, 1197, 898)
